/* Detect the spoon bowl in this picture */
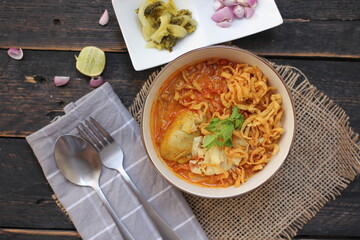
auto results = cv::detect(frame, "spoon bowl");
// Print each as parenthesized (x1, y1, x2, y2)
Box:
(54, 135, 135, 240)
(54, 135, 101, 187)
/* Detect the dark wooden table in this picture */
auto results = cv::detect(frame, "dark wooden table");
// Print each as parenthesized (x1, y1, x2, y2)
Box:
(1, 0, 359, 239)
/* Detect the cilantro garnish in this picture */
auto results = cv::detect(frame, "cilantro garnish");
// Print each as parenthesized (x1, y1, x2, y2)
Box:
(202, 106, 244, 150)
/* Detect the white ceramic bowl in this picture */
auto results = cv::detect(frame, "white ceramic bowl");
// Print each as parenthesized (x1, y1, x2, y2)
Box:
(141, 46, 296, 198)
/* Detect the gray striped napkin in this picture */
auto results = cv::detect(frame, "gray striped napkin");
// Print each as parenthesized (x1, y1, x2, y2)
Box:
(26, 82, 207, 240)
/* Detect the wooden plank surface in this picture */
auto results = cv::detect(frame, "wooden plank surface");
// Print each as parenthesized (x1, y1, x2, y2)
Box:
(0, 138, 74, 229)
(0, 50, 152, 137)
(0, 229, 356, 240)
(299, 176, 360, 237)
(0, 229, 79, 240)
(0, 54, 359, 237)
(1, 51, 359, 137)
(277, 0, 360, 20)
(0, 0, 359, 238)
(233, 21, 360, 58)
(0, 136, 359, 236)
(0, 0, 359, 57)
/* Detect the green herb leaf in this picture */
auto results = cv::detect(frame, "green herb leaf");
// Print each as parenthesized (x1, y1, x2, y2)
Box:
(230, 106, 240, 119)
(205, 118, 221, 132)
(201, 107, 244, 150)
(230, 106, 244, 129)
(202, 134, 217, 150)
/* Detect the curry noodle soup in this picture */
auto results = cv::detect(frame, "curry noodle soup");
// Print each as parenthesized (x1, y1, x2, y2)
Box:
(151, 58, 284, 188)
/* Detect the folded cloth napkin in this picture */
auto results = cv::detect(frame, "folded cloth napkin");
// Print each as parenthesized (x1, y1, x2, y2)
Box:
(26, 82, 208, 240)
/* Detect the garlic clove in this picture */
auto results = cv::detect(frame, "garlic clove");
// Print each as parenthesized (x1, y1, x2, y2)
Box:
(213, 0, 224, 11)
(89, 76, 105, 88)
(211, 6, 234, 23)
(7, 48, 23, 60)
(244, 7, 254, 18)
(99, 9, 109, 26)
(54, 76, 70, 86)
(233, 5, 245, 19)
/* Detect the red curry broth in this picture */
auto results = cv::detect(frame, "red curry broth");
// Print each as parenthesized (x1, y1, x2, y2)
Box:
(151, 58, 237, 187)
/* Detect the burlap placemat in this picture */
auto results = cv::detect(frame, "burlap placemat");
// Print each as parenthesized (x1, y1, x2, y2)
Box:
(129, 63, 360, 239)
(52, 62, 359, 239)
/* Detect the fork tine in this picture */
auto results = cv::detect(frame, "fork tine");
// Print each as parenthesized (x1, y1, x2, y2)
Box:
(78, 123, 104, 151)
(89, 117, 114, 143)
(85, 119, 109, 145)
(77, 125, 91, 143)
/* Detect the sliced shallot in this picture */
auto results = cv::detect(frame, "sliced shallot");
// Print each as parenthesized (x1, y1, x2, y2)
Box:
(89, 76, 105, 88)
(212, 0, 258, 27)
(54, 76, 70, 86)
(211, 6, 234, 24)
(7, 48, 23, 60)
(244, 7, 254, 18)
(233, 5, 245, 19)
(223, 0, 238, 6)
(245, 0, 258, 8)
(216, 21, 233, 28)
(213, 0, 224, 11)
(237, 0, 258, 8)
(99, 9, 109, 26)
(237, 0, 248, 7)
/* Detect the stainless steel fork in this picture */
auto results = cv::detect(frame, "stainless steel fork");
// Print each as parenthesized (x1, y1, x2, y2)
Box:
(78, 117, 180, 240)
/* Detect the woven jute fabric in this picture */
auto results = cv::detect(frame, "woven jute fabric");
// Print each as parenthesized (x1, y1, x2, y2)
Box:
(129, 63, 360, 239)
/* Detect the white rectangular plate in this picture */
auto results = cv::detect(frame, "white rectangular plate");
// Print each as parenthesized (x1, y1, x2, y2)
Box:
(112, 0, 283, 71)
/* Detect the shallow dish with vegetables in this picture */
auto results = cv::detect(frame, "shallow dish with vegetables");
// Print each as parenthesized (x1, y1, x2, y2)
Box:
(136, 0, 197, 52)
(142, 46, 295, 198)
(112, 0, 283, 71)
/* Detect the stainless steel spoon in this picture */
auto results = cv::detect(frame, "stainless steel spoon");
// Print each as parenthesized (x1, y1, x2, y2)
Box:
(54, 134, 135, 240)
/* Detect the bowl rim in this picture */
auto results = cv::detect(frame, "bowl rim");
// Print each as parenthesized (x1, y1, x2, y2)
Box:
(140, 45, 297, 198)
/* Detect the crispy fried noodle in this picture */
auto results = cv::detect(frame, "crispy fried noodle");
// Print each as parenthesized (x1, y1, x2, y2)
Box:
(151, 59, 284, 187)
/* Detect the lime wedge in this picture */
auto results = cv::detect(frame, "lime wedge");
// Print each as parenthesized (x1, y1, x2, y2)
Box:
(76, 46, 106, 77)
